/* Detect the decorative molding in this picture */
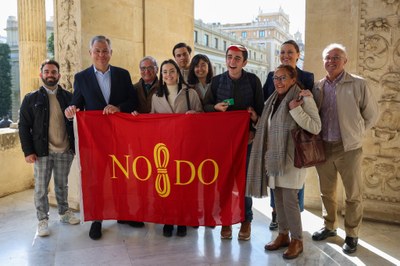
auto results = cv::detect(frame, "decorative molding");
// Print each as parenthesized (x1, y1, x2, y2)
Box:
(55, 0, 80, 92)
(360, 0, 400, 205)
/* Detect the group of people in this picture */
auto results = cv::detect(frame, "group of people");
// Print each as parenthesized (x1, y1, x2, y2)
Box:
(247, 41, 378, 259)
(18, 34, 378, 260)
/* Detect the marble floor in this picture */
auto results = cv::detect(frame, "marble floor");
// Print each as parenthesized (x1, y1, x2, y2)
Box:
(0, 189, 399, 266)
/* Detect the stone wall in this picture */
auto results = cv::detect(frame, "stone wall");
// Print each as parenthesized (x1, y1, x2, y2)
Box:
(0, 129, 33, 197)
(305, 0, 400, 224)
(54, 0, 194, 90)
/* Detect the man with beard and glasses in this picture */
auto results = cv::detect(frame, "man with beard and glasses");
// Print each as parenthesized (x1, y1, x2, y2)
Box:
(19, 59, 79, 237)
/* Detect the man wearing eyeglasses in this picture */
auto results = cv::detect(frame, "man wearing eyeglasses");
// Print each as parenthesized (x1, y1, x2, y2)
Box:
(203, 44, 264, 241)
(64, 35, 139, 240)
(311, 43, 378, 254)
(133, 56, 159, 113)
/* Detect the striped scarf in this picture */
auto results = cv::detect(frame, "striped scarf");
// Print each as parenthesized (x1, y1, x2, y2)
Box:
(246, 84, 301, 197)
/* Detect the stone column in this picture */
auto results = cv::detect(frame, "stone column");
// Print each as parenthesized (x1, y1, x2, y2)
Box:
(17, 0, 47, 99)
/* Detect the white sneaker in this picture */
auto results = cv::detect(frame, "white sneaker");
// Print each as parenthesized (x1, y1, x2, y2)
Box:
(59, 210, 80, 225)
(37, 219, 50, 237)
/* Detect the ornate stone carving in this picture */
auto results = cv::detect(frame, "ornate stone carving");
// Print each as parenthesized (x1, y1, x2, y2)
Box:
(366, 18, 391, 32)
(55, 0, 80, 92)
(380, 72, 400, 101)
(364, 34, 389, 70)
(360, 1, 400, 206)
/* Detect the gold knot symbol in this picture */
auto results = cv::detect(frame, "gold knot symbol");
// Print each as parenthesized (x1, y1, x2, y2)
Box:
(154, 143, 171, 197)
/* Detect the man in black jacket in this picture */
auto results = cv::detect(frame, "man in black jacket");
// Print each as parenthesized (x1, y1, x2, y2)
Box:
(19, 59, 80, 237)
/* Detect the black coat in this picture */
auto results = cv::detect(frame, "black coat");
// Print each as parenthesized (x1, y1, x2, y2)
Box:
(19, 86, 74, 157)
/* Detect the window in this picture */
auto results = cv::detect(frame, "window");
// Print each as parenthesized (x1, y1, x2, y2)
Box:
(214, 38, 218, 49)
(241, 31, 247, 39)
(259, 30, 265, 37)
(194, 31, 198, 43)
(223, 41, 227, 51)
(204, 34, 209, 46)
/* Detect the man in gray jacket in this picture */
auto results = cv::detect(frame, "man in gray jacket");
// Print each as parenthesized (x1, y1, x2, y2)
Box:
(311, 43, 379, 254)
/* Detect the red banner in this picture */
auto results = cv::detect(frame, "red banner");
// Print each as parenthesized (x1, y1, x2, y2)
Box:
(75, 111, 249, 226)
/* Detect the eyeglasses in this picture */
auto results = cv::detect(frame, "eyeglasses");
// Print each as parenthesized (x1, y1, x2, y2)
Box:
(140, 66, 155, 72)
(272, 75, 288, 82)
(324, 56, 342, 62)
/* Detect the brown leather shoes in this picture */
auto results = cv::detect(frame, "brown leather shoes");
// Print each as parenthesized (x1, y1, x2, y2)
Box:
(264, 233, 290, 251)
(283, 239, 303, 259)
(220, 226, 232, 239)
(238, 221, 251, 241)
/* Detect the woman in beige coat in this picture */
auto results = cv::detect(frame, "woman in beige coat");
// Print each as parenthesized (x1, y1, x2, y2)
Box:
(151, 59, 202, 237)
(247, 64, 321, 259)
(151, 59, 203, 114)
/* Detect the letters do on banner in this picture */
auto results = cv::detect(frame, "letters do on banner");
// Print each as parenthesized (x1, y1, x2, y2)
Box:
(109, 143, 220, 198)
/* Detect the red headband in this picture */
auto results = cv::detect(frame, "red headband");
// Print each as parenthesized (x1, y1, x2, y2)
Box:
(227, 44, 247, 52)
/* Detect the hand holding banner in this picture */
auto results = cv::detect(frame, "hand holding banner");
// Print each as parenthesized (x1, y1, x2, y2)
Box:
(75, 111, 249, 226)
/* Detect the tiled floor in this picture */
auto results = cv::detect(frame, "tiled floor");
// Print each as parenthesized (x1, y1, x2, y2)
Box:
(0, 189, 399, 265)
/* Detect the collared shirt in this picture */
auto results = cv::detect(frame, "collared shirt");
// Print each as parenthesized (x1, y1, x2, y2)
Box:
(142, 79, 156, 96)
(43, 85, 58, 95)
(93, 65, 111, 104)
(320, 71, 345, 142)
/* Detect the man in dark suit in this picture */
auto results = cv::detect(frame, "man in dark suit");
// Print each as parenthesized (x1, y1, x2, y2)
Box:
(65, 35, 140, 240)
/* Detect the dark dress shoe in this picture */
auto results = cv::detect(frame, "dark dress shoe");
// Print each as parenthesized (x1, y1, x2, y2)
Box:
(177, 226, 187, 237)
(283, 239, 303, 259)
(342, 236, 358, 254)
(312, 227, 337, 241)
(163, 224, 174, 237)
(117, 220, 145, 227)
(265, 233, 290, 251)
(89, 221, 102, 240)
(127, 221, 145, 227)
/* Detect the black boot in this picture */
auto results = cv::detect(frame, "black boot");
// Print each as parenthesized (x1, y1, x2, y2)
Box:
(177, 226, 187, 237)
(163, 224, 173, 237)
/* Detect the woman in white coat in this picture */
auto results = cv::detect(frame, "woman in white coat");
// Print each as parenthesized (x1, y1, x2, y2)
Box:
(247, 64, 321, 259)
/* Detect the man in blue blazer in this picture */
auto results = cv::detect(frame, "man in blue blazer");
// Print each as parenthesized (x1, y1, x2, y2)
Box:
(65, 35, 139, 240)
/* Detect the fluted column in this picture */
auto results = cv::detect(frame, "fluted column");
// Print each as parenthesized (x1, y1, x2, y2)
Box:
(17, 0, 47, 100)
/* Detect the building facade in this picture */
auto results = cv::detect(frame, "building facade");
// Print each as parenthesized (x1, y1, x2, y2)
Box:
(194, 19, 268, 84)
(216, 8, 295, 71)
